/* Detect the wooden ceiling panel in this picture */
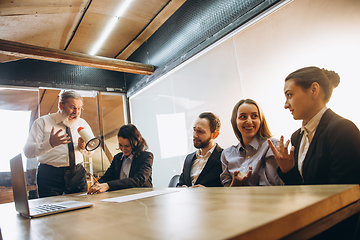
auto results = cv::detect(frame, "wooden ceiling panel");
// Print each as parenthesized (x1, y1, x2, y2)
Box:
(87, 17, 150, 57)
(0, 0, 87, 16)
(66, 0, 169, 58)
(0, 0, 186, 69)
(121, 0, 169, 23)
(65, 12, 115, 54)
(86, 0, 128, 15)
(0, 0, 88, 63)
(88, 0, 168, 19)
(0, 13, 85, 51)
(117, 0, 187, 60)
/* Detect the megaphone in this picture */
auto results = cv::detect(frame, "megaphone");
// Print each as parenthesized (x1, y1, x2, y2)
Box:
(77, 127, 101, 151)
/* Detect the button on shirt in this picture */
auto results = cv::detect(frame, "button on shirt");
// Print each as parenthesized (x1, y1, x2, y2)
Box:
(298, 106, 328, 176)
(220, 137, 283, 186)
(120, 154, 133, 179)
(190, 144, 216, 186)
(23, 111, 94, 167)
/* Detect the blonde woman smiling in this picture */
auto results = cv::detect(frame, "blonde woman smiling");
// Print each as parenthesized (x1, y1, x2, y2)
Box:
(221, 99, 283, 187)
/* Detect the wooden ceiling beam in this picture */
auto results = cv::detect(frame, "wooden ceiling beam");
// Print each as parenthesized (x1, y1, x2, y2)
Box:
(0, 38, 154, 75)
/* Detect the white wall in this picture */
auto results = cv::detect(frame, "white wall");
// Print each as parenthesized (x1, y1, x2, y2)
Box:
(130, 0, 360, 187)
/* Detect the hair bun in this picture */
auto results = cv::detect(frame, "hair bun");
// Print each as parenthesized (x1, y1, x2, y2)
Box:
(322, 68, 340, 88)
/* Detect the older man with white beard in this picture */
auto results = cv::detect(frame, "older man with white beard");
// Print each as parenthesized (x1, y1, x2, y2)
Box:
(24, 90, 95, 198)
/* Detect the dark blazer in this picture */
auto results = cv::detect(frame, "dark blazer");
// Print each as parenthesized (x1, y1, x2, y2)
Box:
(278, 109, 360, 185)
(98, 151, 153, 191)
(177, 144, 223, 187)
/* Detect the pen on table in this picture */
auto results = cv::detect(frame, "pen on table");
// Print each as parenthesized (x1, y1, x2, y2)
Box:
(90, 173, 100, 184)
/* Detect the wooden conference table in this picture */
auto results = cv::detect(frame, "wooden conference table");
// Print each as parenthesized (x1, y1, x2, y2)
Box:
(0, 185, 360, 240)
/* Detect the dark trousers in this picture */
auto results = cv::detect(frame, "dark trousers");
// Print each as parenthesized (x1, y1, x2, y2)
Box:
(36, 163, 87, 198)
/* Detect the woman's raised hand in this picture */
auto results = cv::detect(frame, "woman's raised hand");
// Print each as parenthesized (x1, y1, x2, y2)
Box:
(267, 136, 295, 174)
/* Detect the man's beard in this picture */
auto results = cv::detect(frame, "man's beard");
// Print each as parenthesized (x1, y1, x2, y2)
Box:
(60, 110, 79, 128)
(193, 136, 211, 149)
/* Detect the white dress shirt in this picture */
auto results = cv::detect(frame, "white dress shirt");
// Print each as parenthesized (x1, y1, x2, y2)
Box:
(298, 106, 328, 176)
(23, 111, 94, 167)
(120, 154, 133, 179)
(190, 144, 216, 185)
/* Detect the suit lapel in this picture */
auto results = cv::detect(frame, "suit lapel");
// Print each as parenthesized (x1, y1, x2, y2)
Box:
(302, 109, 333, 175)
(195, 144, 220, 184)
(115, 153, 124, 179)
(128, 155, 139, 178)
(184, 152, 196, 186)
(292, 129, 302, 167)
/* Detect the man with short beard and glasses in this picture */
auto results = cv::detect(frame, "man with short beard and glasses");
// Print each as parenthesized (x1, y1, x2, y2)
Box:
(177, 112, 223, 188)
(24, 90, 95, 198)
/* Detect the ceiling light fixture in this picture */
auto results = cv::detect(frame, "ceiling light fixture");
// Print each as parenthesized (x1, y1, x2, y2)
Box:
(89, 0, 134, 56)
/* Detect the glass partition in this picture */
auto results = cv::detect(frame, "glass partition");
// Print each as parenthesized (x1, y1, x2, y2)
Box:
(94, 92, 126, 177)
(0, 87, 126, 203)
(0, 87, 38, 203)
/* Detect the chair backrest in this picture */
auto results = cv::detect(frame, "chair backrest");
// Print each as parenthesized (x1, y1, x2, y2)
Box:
(168, 174, 180, 187)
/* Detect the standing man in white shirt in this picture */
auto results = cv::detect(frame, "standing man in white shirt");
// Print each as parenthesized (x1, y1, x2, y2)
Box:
(24, 90, 95, 198)
(177, 112, 223, 187)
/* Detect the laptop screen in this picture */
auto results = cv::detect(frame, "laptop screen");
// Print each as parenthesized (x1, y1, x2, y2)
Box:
(9, 154, 31, 216)
(9, 153, 94, 218)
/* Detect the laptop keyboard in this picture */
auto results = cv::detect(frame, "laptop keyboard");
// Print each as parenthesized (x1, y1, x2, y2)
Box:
(33, 204, 67, 213)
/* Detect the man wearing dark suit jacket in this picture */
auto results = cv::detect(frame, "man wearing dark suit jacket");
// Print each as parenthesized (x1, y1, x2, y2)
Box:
(177, 112, 223, 187)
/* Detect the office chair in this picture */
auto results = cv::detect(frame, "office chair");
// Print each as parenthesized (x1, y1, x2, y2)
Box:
(168, 174, 180, 187)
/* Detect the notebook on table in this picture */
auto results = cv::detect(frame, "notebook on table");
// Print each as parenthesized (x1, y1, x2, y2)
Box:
(10, 154, 93, 218)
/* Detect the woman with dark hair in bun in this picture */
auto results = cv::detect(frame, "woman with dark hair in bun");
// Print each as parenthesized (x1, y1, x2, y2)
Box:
(268, 66, 360, 185)
(88, 124, 153, 194)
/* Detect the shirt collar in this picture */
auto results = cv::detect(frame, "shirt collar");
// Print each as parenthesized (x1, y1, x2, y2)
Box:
(122, 154, 133, 161)
(196, 144, 216, 158)
(55, 111, 63, 125)
(301, 106, 327, 134)
(236, 137, 260, 151)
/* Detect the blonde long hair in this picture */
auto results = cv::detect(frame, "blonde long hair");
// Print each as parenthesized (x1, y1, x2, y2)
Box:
(231, 99, 272, 142)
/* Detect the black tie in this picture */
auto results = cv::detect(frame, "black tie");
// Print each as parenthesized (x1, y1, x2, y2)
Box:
(66, 127, 76, 173)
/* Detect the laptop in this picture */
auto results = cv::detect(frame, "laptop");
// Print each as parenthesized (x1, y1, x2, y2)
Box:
(10, 154, 93, 218)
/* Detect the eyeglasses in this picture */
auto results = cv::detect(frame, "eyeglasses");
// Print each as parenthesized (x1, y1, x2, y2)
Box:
(66, 106, 84, 112)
